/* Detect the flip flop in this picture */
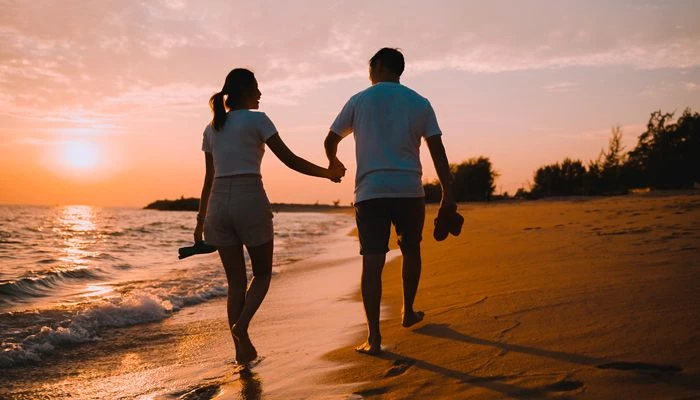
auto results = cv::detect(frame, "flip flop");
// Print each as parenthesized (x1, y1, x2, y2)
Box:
(433, 205, 464, 241)
(178, 241, 217, 259)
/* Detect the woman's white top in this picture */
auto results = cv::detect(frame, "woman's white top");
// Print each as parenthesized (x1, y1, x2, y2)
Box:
(201, 110, 278, 178)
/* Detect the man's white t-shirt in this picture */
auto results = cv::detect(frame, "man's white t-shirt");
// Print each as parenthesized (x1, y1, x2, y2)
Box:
(330, 82, 442, 203)
(202, 110, 278, 177)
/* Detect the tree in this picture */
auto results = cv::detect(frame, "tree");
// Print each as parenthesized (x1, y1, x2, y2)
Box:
(424, 156, 498, 203)
(586, 125, 627, 194)
(626, 108, 700, 188)
(532, 158, 586, 196)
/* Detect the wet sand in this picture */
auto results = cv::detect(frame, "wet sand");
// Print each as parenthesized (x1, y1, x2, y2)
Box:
(325, 192, 700, 399)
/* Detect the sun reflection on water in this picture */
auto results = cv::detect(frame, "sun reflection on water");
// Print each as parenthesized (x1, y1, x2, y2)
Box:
(52, 205, 109, 298)
(59, 205, 97, 233)
(55, 205, 98, 263)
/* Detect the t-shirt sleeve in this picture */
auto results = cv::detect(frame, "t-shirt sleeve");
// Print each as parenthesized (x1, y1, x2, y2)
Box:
(329, 95, 356, 138)
(257, 113, 279, 142)
(423, 101, 442, 138)
(201, 124, 213, 152)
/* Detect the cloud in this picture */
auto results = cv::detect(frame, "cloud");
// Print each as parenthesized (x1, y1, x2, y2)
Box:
(684, 82, 700, 92)
(543, 82, 579, 93)
(553, 124, 646, 142)
(103, 82, 210, 110)
(262, 71, 364, 106)
(1, 1, 699, 120)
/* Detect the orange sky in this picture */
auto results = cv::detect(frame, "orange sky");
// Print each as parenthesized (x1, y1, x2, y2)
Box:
(1, 1, 699, 207)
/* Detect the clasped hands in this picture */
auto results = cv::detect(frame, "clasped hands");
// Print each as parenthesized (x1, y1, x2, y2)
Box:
(328, 157, 346, 183)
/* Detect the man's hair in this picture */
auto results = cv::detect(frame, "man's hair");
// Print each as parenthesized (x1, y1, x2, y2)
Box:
(369, 47, 404, 76)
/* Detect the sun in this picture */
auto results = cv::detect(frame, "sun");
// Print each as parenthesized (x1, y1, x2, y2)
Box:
(59, 141, 101, 171)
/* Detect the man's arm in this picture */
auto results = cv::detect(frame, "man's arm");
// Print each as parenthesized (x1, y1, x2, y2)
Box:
(426, 135, 456, 206)
(324, 131, 345, 170)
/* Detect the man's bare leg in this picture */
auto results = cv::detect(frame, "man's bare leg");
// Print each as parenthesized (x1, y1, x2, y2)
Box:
(401, 246, 424, 327)
(356, 253, 386, 355)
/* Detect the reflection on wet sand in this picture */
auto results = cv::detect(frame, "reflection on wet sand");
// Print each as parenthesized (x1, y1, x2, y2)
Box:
(239, 369, 263, 400)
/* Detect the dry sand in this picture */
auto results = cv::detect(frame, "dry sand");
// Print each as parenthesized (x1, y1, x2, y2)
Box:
(325, 192, 700, 399)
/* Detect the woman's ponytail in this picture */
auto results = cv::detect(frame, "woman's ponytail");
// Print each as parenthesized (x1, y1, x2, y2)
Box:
(209, 91, 226, 131)
(209, 69, 256, 131)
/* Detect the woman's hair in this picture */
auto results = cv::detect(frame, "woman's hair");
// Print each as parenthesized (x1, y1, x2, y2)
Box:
(209, 68, 256, 131)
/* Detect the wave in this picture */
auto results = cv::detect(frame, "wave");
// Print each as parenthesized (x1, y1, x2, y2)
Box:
(0, 230, 21, 244)
(0, 268, 103, 304)
(0, 282, 228, 368)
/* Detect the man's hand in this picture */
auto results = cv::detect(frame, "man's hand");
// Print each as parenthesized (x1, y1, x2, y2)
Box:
(328, 157, 346, 183)
(440, 190, 456, 208)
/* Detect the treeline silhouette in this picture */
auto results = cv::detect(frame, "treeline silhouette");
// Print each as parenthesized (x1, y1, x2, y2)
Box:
(423, 108, 699, 202)
(529, 108, 699, 197)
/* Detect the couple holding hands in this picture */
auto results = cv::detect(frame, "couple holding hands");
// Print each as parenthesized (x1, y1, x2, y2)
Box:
(193, 47, 461, 364)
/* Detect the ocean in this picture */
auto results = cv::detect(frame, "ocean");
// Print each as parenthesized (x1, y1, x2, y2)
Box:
(0, 205, 353, 372)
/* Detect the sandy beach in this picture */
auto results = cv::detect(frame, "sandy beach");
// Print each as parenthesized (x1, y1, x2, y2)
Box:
(325, 192, 700, 399)
(3, 193, 698, 399)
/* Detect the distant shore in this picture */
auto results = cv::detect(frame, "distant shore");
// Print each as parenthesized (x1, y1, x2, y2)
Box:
(144, 197, 351, 213)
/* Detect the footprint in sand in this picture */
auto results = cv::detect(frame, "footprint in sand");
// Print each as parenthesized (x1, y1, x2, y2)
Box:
(543, 379, 584, 392)
(384, 358, 416, 377)
(176, 383, 221, 400)
(352, 386, 390, 397)
(597, 362, 682, 373)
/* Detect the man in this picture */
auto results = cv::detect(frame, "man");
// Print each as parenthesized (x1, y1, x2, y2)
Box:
(324, 47, 456, 355)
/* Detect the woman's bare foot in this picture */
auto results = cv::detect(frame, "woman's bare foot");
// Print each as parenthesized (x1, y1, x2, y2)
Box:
(401, 310, 425, 328)
(232, 325, 258, 364)
(233, 334, 241, 356)
(355, 335, 382, 355)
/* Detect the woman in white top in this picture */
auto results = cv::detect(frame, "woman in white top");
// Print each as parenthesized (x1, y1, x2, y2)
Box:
(194, 68, 345, 364)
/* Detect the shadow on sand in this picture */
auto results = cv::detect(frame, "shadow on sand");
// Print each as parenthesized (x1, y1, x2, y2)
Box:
(405, 323, 699, 394)
(353, 349, 583, 399)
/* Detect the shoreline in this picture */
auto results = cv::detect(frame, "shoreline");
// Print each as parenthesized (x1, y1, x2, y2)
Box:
(1, 216, 369, 399)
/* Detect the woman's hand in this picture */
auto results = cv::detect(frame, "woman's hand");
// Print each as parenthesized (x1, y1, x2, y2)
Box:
(194, 220, 204, 243)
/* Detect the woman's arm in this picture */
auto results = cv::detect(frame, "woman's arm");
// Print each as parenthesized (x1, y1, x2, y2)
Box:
(194, 152, 215, 242)
(267, 133, 344, 182)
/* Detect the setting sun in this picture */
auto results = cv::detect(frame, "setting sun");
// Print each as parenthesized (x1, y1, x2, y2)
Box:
(60, 141, 100, 171)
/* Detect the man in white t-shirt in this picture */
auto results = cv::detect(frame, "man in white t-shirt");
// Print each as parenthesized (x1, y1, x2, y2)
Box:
(324, 47, 456, 355)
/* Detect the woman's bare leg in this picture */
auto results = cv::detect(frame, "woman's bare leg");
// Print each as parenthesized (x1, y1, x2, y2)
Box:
(232, 240, 273, 363)
(217, 245, 247, 358)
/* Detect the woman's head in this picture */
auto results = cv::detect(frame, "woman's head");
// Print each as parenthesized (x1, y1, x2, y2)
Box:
(209, 68, 261, 130)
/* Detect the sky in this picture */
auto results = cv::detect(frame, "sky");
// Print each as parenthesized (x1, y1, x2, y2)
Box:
(1, 0, 699, 207)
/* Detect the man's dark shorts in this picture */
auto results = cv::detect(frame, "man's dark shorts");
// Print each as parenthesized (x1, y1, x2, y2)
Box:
(354, 197, 425, 255)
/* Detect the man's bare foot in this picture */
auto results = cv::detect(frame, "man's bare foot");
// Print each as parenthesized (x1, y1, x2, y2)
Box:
(355, 336, 382, 355)
(402, 310, 425, 328)
(232, 326, 258, 364)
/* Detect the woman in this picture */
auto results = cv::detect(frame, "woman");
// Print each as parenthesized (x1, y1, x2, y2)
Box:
(194, 68, 344, 364)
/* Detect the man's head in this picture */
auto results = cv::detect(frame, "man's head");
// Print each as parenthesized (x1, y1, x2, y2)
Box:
(369, 47, 404, 84)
